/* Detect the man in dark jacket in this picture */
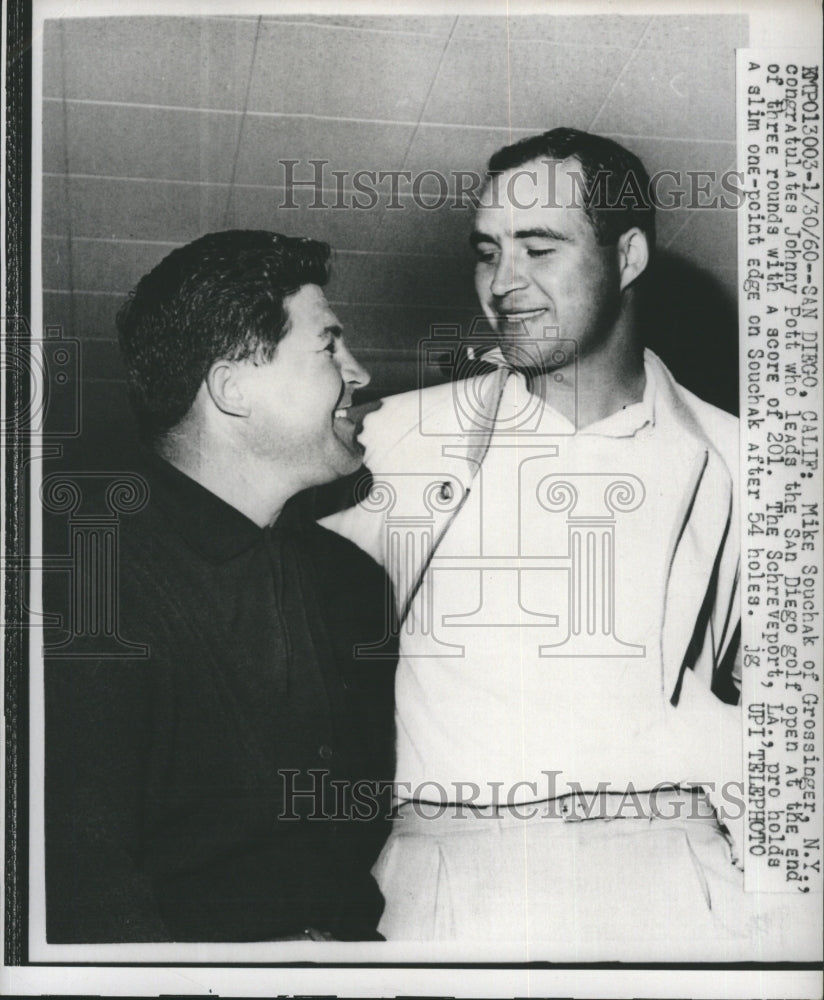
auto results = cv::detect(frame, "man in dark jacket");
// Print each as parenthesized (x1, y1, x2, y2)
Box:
(44, 230, 396, 942)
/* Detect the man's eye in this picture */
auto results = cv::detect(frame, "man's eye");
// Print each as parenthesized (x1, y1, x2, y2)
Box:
(474, 248, 498, 264)
(526, 246, 556, 258)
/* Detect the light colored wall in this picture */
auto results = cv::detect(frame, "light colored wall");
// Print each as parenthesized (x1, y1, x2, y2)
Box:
(42, 13, 746, 457)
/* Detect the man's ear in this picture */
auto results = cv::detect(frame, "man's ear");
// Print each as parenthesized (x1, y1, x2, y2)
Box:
(617, 227, 650, 292)
(205, 359, 251, 418)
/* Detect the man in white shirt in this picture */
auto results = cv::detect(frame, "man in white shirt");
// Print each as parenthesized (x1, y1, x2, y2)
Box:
(323, 129, 815, 959)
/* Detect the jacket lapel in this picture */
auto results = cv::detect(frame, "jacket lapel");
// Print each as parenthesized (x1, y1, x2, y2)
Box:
(382, 375, 506, 615)
(649, 353, 735, 698)
(378, 355, 736, 690)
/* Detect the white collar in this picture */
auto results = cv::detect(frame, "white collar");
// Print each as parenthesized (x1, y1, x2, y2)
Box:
(479, 346, 655, 438)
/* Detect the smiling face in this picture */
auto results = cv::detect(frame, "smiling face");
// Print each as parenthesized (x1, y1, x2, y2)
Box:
(472, 157, 626, 372)
(240, 283, 370, 489)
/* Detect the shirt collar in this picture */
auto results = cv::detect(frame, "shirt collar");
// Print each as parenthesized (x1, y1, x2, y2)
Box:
(579, 361, 656, 438)
(138, 450, 304, 564)
(478, 345, 656, 438)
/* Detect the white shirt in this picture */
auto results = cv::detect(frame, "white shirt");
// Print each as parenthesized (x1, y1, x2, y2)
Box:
(324, 353, 741, 827)
(393, 361, 717, 801)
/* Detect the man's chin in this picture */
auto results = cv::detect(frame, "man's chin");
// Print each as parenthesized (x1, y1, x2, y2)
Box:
(308, 451, 367, 517)
(497, 335, 570, 375)
(495, 334, 547, 368)
(332, 441, 366, 479)
(306, 450, 363, 491)
(498, 340, 545, 373)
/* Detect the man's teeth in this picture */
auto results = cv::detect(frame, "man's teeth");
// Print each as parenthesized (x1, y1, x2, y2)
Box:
(502, 309, 546, 320)
(334, 408, 349, 419)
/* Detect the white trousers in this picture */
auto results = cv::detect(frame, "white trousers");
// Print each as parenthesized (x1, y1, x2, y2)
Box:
(374, 802, 821, 961)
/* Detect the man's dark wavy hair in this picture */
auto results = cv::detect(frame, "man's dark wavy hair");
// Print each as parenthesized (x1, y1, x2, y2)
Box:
(487, 127, 656, 254)
(117, 229, 331, 444)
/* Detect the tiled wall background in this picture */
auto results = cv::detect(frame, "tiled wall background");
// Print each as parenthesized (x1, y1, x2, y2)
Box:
(42, 13, 746, 464)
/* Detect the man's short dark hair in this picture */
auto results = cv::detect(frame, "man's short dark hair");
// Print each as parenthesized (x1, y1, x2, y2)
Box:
(117, 229, 331, 443)
(487, 127, 656, 254)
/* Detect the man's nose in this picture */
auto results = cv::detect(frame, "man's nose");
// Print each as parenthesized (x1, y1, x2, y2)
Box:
(489, 246, 528, 298)
(339, 343, 371, 389)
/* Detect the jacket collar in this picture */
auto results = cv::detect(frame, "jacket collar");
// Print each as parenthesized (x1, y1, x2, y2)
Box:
(138, 450, 305, 564)
(643, 349, 725, 457)
(641, 352, 736, 693)
(475, 345, 656, 438)
(475, 348, 736, 691)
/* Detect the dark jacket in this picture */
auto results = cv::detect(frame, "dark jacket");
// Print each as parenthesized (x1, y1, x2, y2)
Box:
(44, 454, 397, 942)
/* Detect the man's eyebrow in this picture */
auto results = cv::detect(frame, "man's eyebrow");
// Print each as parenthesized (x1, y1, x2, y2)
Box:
(469, 230, 497, 248)
(514, 227, 569, 241)
(469, 227, 570, 247)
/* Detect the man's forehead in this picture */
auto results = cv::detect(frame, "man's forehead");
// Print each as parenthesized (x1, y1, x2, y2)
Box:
(486, 155, 582, 198)
(285, 283, 332, 314)
(475, 157, 589, 233)
(283, 283, 341, 330)
(285, 282, 324, 307)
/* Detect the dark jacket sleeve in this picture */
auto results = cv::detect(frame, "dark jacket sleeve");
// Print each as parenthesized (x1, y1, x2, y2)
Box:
(154, 833, 385, 942)
(43, 483, 394, 943)
(45, 651, 385, 942)
(45, 657, 170, 942)
(44, 560, 388, 943)
(309, 521, 398, 782)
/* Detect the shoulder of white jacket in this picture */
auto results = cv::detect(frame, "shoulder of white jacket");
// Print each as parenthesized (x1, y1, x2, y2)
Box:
(359, 379, 474, 457)
(675, 385, 739, 473)
(646, 350, 739, 475)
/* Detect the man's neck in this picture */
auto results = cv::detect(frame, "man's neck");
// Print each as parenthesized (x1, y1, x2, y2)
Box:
(527, 339, 646, 429)
(158, 436, 292, 528)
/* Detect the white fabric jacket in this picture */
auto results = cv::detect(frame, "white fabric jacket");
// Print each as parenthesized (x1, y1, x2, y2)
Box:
(323, 350, 742, 842)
